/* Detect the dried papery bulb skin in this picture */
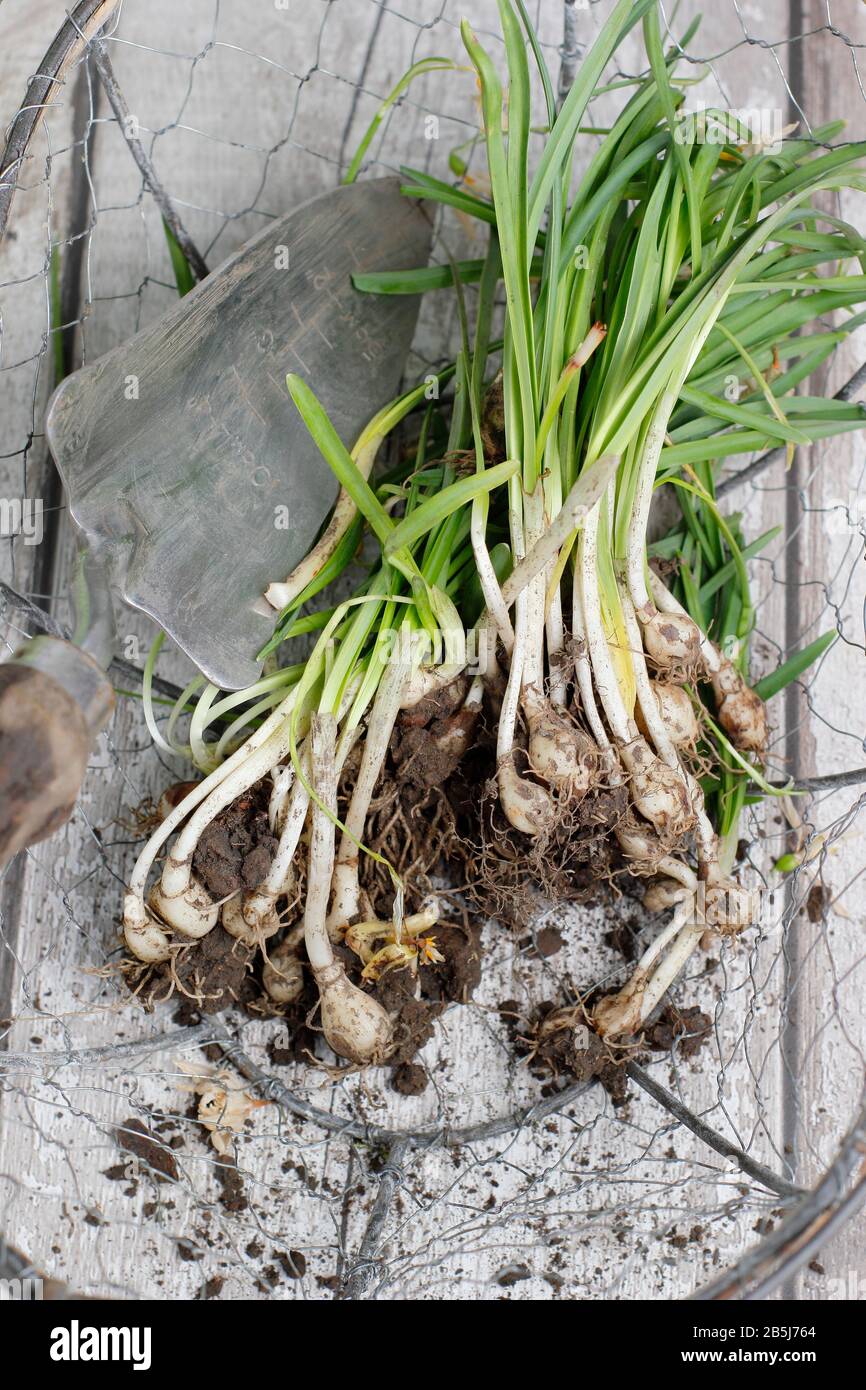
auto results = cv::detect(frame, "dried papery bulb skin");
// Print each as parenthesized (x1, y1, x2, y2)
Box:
(148, 877, 219, 939)
(263, 942, 305, 1005)
(480, 369, 506, 458)
(703, 880, 756, 935)
(592, 977, 646, 1040)
(431, 706, 478, 764)
(711, 663, 768, 755)
(268, 765, 294, 833)
(326, 860, 361, 942)
(643, 878, 686, 913)
(528, 705, 597, 793)
(641, 681, 699, 747)
(156, 781, 200, 824)
(312, 960, 392, 1064)
(641, 609, 702, 669)
(536, 1004, 584, 1042)
(615, 822, 663, 866)
(498, 755, 557, 836)
(623, 737, 694, 841)
(222, 893, 281, 948)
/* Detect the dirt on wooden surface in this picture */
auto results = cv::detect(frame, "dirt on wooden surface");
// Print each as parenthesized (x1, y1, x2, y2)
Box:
(501, 997, 713, 1106)
(114, 1118, 179, 1183)
(126, 675, 710, 1100)
(134, 925, 257, 1018)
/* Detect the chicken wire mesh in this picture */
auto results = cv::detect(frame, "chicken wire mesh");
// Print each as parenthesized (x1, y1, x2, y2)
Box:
(0, 0, 865, 1302)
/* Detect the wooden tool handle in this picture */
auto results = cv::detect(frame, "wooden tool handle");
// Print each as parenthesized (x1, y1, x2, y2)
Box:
(0, 639, 114, 868)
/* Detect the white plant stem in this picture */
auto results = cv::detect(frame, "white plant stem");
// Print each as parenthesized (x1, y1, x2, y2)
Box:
(471, 494, 514, 654)
(634, 899, 692, 980)
(571, 556, 613, 753)
(625, 389, 678, 617)
(498, 454, 619, 611)
(497, 591, 527, 771)
(237, 676, 365, 936)
(686, 770, 721, 881)
(594, 897, 694, 1037)
(123, 686, 300, 955)
(161, 723, 294, 904)
(262, 757, 310, 898)
(521, 481, 547, 695)
(619, 584, 680, 770)
(578, 500, 632, 745)
(264, 426, 384, 612)
(305, 712, 392, 1064)
(545, 568, 568, 707)
(638, 921, 705, 1023)
(657, 855, 698, 891)
(304, 715, 339, 974)
(464, 673, 485, 711)
(522, 572, 547, 708)
(268, 764, 294, 833)
(328, 652, 409, 936)
(223, 754, 311, 946)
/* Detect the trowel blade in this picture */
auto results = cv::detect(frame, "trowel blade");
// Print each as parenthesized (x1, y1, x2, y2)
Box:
(46, 177, 431, 690)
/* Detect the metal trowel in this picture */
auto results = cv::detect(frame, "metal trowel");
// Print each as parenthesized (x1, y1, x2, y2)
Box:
(0, 177, 431, 864)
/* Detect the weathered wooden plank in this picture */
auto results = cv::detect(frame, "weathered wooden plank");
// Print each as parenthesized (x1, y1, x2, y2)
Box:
(0, 0, 85, 606)
(781, 0, 866, 1302)
(1, 0, 862, 1303)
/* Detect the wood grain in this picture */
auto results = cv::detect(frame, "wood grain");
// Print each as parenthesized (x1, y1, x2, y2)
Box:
(0, 0, 863, 1302)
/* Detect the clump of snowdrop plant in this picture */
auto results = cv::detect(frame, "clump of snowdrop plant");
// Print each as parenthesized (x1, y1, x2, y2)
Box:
(125, 0, 866, 1062)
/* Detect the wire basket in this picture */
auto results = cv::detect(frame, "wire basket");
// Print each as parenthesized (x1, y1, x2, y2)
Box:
(0, 0, 864, 1301)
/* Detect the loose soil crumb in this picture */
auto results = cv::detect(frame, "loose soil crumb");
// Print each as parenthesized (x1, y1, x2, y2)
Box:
(391, 708, 480, 790)
(192, 780, 276, 899)
(605, 916, 641, 961)
(506, 997, 711, 1103)
(421, 919, 483, 1003)
(176, 1237, 203, 1262)
(275, 1249, 306, 1279)
(391, 1062, 428, 1096)
(216, 1157, 247, 1213)
(805, 882, 831, 923)
(534, 925, 564, 958)
(505, 1002, 631, 1105)
(643, 1003, 712, 1058)
(136, 926, 256, 1019)
(115, 1118, 179, 1183)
